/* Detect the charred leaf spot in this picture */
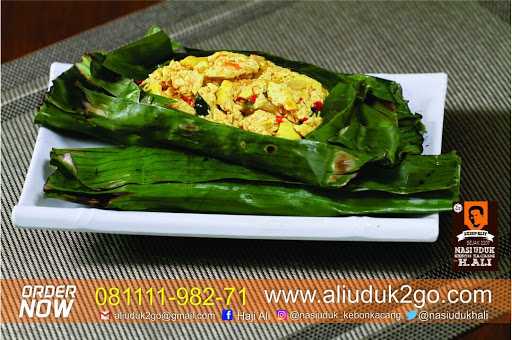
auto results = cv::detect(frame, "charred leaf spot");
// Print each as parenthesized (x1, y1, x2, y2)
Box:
(179, 124, 199, 132)
(382, 101, 396, 112)
(70, 194, 121, 208)
(328, 174, 342, 183)
(264, 144, 277, 154)
(334, 153, 351, 174)
(88, 198, 101, 205)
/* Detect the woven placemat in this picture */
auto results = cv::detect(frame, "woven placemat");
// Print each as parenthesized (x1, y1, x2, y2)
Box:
(2, 1, 510, 339)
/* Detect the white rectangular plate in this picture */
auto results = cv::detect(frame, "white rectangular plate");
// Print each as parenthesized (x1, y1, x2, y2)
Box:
(11, 63, 448, 242)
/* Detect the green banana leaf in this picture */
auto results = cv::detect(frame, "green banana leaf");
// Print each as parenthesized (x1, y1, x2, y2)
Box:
(50, 146, 283, 189)
(76, 54, 175, 106)
(75, 55, 141, 102)
(101, 27, 173, 80)
(49, 146, 460, 198)
(306, 82, 360, 142)
(330, 103, 401, 163)
(347, 152, 460, 197)
(34, 25, 460, 214)
(44, 169, 454, 216)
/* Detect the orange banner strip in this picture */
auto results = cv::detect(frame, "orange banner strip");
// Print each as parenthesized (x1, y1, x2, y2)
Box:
(1, 279, 509, 324)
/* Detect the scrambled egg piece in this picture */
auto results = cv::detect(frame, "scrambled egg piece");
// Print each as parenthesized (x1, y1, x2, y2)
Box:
(142, 51, 328, 140)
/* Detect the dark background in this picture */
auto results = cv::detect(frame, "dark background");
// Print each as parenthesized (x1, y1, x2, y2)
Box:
(1, 1, 158, 63)
(1, 1, 509, 339)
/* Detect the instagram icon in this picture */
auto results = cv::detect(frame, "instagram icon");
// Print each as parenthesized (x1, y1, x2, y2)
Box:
(275, 309, 288, 321)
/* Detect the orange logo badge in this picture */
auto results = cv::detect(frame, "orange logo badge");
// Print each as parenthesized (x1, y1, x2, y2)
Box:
(464, 201, 488, 230)
(453, 201, 498, 271)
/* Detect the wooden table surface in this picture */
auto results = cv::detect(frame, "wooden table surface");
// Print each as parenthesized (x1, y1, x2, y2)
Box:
(0, 1, 509, 339)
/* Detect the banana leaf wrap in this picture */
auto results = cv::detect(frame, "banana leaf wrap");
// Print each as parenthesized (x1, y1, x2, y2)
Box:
(49, 146, 460, 197)
(35, 26, 429, 187)
(38, 82, 369, 187)
(35, 26, 461, 215)
(182, 47, 425, 164)
(44, 146, 459, 216)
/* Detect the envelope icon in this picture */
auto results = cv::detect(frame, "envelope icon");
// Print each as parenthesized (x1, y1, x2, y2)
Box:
(99, 311, 110, 320)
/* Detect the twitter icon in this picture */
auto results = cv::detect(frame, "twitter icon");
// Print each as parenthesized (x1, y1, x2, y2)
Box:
(406, 310, 417, 320)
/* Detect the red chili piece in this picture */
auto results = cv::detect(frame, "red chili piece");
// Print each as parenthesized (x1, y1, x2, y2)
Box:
(275, 115, 284, 124)
(312, 101, 324, 112)
(249, 94, 257, 103)
(181, 96, 194, 106)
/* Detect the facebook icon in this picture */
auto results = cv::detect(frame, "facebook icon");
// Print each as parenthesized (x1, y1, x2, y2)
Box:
(221, 309, 233, 321)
